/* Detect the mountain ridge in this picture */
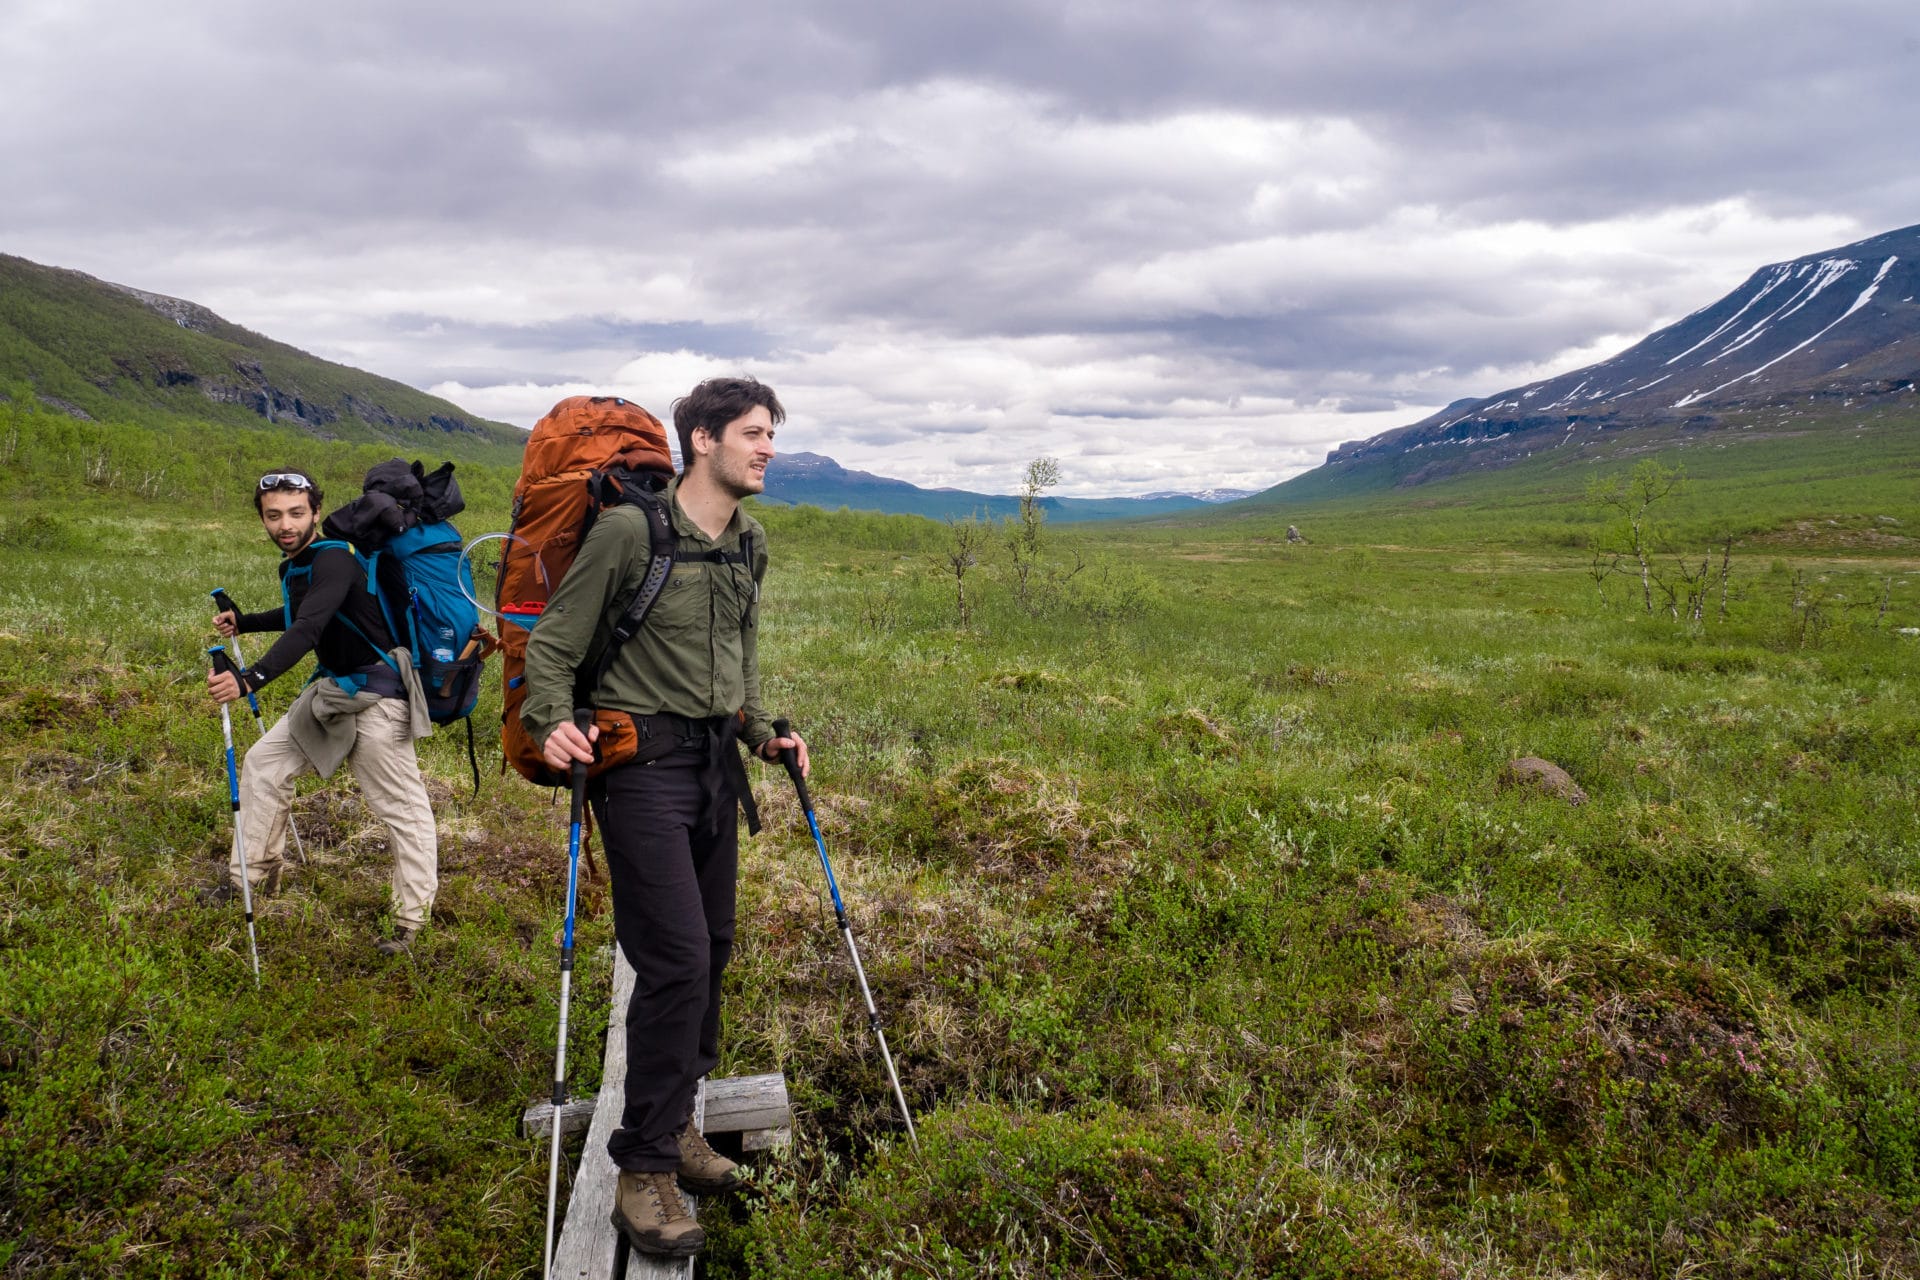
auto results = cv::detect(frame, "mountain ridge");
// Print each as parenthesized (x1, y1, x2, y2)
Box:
(0, 253, 526, 464)
(1267, 222, 1920, 497)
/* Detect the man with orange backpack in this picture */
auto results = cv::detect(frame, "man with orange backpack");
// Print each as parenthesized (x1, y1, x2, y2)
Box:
(518, 377, 808, 1259)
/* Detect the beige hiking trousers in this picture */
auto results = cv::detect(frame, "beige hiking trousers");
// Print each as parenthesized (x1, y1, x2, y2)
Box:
(229, 697, 439, 928)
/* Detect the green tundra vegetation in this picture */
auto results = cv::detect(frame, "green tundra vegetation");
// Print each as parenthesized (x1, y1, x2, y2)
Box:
(2, 390, 1917, 1278)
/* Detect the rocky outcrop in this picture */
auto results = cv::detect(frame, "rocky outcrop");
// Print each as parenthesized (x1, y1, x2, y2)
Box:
(36, 396, 93, 421)
(109, 284, 220, 333)
(199, 360, 491, 438)
(201, 377, 337, 430)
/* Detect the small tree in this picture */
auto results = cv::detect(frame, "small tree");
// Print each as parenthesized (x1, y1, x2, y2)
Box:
(1006, 456, 1061, 612)
(1587, 460, 1686, 614)
(1586, 544, 1623, 604)
(1716, 533, 1736, 622)
(933, 515, 989, 627)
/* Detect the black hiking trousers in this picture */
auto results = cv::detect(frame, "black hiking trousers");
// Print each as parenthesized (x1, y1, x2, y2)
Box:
(591, 741, 738, 1172)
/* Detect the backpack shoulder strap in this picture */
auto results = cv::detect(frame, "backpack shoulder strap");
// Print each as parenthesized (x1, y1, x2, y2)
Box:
(281, 539, 357, 628)
(576, 493, 676, 708)
(299, 541, 405, 677)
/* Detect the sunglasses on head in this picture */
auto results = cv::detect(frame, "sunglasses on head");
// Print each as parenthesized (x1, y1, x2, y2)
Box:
(257, 473, 315, 491)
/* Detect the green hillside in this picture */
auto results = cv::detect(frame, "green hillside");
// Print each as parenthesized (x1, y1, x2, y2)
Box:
(1198, 405, 1920, 553)
(0, 253, 524, 466)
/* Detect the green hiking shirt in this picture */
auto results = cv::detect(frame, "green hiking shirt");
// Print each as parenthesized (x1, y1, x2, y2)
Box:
(520, 477, 773, 753)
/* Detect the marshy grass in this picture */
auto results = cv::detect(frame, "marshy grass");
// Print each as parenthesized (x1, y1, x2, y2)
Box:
(4, 424, 1919, 1276)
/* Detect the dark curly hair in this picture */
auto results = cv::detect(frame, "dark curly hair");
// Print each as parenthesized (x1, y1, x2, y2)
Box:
(672, 377, 785, 473)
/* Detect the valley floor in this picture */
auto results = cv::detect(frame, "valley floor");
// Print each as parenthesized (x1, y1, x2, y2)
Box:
(3, 492, 1918, 1278)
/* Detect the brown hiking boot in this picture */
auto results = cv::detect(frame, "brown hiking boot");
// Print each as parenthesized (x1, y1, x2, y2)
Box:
(676, 1121, 740, 1193)
(199, 875, 275, 906)
(610, 1169, 704, 1257)
(374, 926, 415, 956)
(197, 880, 244, 906)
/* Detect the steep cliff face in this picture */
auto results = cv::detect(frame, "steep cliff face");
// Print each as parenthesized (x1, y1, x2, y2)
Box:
(0, 253, 523, 459)
(1320, 224, 1920, 485)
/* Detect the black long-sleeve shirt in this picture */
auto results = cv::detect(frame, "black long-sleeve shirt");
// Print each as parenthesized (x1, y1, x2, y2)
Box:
(235, 540, 402, 691)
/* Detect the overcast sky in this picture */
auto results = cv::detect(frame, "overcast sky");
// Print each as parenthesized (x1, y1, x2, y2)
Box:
(4, 1, 1916, 495)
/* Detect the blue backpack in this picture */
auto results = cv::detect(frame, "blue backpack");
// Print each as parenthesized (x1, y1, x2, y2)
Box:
(303, 526, 486, 721)
(313, 460, 496, 784)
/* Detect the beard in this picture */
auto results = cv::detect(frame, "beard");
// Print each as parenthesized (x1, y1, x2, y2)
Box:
(711, 449, 766, 501)
(271, 517, 319, 554)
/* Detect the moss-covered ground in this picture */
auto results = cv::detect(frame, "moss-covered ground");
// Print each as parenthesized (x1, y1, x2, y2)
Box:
(3, 398, 1917, 1277)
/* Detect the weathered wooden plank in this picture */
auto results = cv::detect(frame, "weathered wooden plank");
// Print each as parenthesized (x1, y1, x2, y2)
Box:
(549, 952, 697, 1280)
(526, 1070, 790, 1142)
(741, 1126, 792, 1153)
(700, 1072, 791, 1137)
(520, 1097, 597, 1141)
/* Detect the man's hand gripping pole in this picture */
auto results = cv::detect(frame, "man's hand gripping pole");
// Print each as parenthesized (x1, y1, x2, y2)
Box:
(211, 589, 306, 863)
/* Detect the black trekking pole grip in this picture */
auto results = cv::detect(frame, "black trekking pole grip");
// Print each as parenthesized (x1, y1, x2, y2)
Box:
(771, 717, 812, 812)
(210, 588, 239, 619)
(569, 705, 592, 784)
(209, 647, 238, 680)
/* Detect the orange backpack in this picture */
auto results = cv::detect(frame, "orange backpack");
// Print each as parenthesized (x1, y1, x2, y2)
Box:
(498, 395, 676, 786)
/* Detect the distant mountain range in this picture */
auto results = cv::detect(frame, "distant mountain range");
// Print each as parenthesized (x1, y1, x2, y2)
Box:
(28, 222, 1902, 523)
(0, 251, 1253, 517)
(760, 451, 1252, 523)
(1262, 223, 1920, 497)
(0, 253, 524, 463)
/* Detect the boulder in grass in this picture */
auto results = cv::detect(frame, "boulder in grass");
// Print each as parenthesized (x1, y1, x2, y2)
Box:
(1503, 756, 1588, 805)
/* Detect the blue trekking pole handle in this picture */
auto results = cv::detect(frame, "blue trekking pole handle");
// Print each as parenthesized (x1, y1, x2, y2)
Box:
(209, 648, 243, 809)
(210, 589, 262, 719)
(562, 709, 593, 959)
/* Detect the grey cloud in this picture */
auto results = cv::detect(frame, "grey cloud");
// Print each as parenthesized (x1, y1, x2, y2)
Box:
(2, 0, 1913, 494)
(387, 315, 779, 361)
(1050, 406, 1163, 420)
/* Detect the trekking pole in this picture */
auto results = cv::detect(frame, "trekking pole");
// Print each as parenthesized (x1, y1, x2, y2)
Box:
(544, 708, 593, 1280)
(212, 588, 306, 864)
(771, 718, 918, 1146)
(208, 647, 262, 988)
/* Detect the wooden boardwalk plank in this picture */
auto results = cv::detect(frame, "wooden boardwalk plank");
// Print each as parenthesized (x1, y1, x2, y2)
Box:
(548, 952, 696, 1280)
(545, 956, 793, 1278)
(525, 1072, 790, 1144)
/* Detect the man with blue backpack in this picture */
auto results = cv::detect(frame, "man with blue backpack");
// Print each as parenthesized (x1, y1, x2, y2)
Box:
(204, 466, 443, 956)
